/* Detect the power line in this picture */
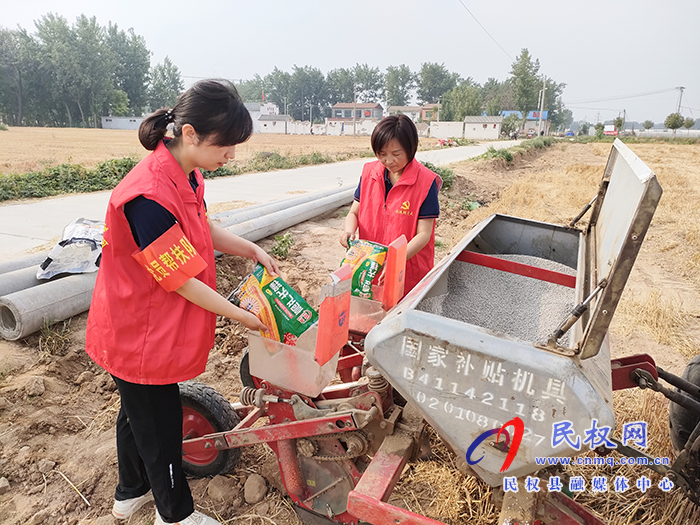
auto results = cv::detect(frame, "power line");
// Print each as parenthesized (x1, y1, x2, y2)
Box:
(566, 88, 677, 104)
(455, 0, 514, 62)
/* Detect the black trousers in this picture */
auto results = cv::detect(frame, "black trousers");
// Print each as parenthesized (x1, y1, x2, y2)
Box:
(112, 375, 193, 522)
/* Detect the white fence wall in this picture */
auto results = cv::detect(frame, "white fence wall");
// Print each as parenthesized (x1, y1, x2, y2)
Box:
(430, 121, 464, 139)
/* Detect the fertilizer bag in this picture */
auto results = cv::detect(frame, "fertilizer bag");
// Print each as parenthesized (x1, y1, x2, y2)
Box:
(230, 263, 318, 346)
(340, 239, 388, 299)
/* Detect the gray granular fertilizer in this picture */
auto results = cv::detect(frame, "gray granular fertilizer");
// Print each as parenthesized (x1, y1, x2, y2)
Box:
(417, 253, 576, 346)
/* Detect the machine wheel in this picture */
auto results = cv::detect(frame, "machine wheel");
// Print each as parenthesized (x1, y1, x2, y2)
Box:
(180, 381, 241, 477)
(239, 348, 256, 389)
(669, 355, 700, 455)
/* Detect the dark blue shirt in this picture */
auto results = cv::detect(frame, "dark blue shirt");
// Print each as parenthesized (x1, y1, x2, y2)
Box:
(353, 168, 440, 219)
(124, 174, 201, 249)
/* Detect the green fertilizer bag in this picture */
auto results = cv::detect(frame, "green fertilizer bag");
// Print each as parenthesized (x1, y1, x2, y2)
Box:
(340, 239, 388, 299)
(230, 263, 318, 346)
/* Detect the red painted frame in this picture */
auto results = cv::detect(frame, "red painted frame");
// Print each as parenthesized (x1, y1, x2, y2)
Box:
(456, 250, 577, 288)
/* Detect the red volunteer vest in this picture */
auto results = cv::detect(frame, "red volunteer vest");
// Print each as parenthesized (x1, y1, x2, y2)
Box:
(85, 141, 216, 385)
(357, 159, 441, 294)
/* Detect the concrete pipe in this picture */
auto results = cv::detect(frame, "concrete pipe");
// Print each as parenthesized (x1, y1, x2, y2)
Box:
(225, 188, 354, 242)
(0, 272, 97, 341)
(0, 266, 44, 298)
(0, 252, 48, 276)
(212, 186, 352, 229)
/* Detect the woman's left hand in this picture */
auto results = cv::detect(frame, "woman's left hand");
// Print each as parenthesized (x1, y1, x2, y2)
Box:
(253, 246, 280, 276)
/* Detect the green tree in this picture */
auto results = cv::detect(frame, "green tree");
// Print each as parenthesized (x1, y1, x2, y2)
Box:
(148, 56, 183, 110)
(289, 65, 327, 121)
(73, 15, 115, 126)
(578, 122, 590, 136)
(683, 116, 695, 134)
(353, 63, 383, 103)
(236, 75, 265, 103)
(106, 23, 151, 115)
(416, 62, 460, 104)
(643, 120, 654, 130)
(664, 112, 684, 136)
(613, 116, 624, 133)
(0, 28, 24, 125)
(325, 67, 354, 105)
(440, 83, 483, 121)
(263, 67, 292, 114)
(594, 122, 604, 139)
(509, 49, 540, 117)
(385, 64, 414, 107)
(501, 113, 521, 136)
(108, 89, 129, 116)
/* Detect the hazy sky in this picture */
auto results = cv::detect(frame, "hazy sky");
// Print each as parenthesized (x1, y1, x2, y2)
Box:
(5, 1, 700, 124)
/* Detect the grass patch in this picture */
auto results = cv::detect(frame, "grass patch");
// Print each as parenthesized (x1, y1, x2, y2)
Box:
(38, 319, 72, 356)
(420, 161, 455, 191)
(479, 137, 555, 165)
(271, 232, 295, 259)
(0, 149, 364, 202)
(0, 123, 8, 131)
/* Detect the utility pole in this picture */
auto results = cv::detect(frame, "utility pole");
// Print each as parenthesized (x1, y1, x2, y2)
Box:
(537, 76, 546, 136)
(677, 86, 685, 114)
(283, 97, 287, 116)
(353, 83, 357, 138)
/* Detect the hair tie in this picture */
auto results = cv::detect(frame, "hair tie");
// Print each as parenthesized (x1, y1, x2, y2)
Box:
(164, 110, 174, 124)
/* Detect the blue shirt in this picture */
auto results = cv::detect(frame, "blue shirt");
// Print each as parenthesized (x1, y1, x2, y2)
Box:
(124, 174, 201, 249)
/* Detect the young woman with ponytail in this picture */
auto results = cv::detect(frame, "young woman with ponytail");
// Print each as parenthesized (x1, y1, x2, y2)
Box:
(86, 79, 278, 525)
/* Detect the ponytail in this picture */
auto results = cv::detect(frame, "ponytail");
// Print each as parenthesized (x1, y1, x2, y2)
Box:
(138, 108, 175, 151)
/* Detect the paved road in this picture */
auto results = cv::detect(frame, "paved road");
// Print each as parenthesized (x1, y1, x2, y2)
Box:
(0, 140, 519, 262)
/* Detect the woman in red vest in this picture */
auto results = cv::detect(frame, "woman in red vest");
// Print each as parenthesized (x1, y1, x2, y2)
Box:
(86, 80, 278, 525)
(340, 114, 441, 296)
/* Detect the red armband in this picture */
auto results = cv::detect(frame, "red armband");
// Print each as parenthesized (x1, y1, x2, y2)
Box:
(132, 224, 208, 292)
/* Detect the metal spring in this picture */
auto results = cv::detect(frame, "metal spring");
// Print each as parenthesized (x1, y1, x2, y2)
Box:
(239, 387, 257, 406)
(368, 372, 389, 395)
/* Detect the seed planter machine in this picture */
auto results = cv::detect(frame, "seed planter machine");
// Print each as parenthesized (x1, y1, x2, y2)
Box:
(180, 140, 700, 524)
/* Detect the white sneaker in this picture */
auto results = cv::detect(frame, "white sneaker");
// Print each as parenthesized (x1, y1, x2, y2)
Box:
(112, 489, 154, 520)
(155, 509, 222, 525)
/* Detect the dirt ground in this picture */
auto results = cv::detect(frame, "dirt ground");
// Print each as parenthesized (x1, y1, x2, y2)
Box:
(0, 141, 699, 524)
(0, 127, 435, 175)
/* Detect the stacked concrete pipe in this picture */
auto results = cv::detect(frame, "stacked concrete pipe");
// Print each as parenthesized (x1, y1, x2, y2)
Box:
(0, 187, 355, 341)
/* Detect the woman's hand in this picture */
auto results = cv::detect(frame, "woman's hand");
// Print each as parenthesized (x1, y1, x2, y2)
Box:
(240, 310, 269, 333)
(252, 246, 280, 276)
(340, 229, 356, 249)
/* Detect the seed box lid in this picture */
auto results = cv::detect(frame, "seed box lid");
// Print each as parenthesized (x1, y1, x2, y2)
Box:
(576, 139, 662, 358)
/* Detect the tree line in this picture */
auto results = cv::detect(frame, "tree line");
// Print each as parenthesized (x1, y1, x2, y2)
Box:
(0, 14, 184, 127)
(0, 13, 573, 131)
(238, 49, 573, 131)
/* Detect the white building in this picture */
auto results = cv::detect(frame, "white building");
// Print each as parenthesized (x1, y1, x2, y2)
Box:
(101, 116, 144, 130)
(463, 116, 503, 140)
(259, 114, 292, 134)
(387, 106, 422, 122)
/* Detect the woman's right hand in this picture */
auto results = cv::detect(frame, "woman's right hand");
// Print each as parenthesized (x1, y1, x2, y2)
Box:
(239, 310, 269, 333)
(340, 230, 356, 249)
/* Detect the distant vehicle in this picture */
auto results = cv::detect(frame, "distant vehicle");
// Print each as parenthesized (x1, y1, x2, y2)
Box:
(565, 130, 575, 137)
(526, 128, 536, 138)
(604, 124, 618, 136)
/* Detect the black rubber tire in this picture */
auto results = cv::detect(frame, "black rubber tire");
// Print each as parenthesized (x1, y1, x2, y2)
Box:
(239, 348, 256, 389)
(669, 354, 700, 455)
(180, 381, 241, 477)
